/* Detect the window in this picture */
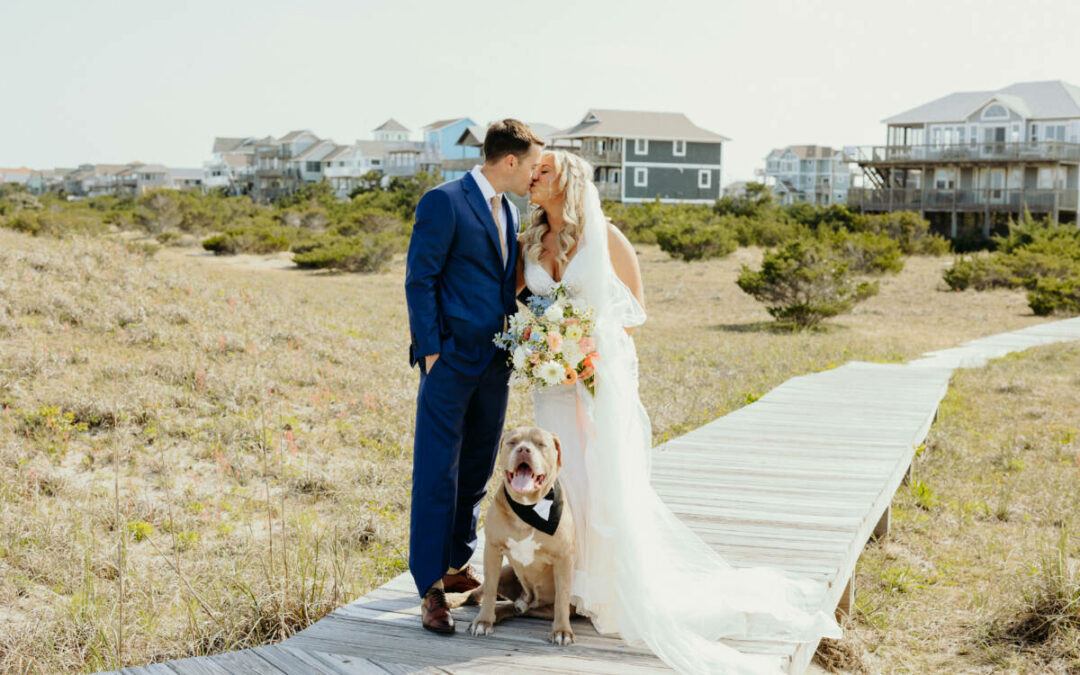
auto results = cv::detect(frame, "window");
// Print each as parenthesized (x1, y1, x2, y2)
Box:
(698, 170, 711, 189)
(673, 140, 686, 156)
(371, 159, 381, 166)
(306, 162, 321, 173)
(610, 169, 620, 183)
(634, 138, 649, 155)
(983, 104, 1008, 118)
(634, 167, 648, 187)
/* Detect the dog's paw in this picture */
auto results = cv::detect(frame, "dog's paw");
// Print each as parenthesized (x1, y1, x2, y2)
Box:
(469, 619, 494, 637)
(551, 628, 575, 646)
(513, 598, 529, 615)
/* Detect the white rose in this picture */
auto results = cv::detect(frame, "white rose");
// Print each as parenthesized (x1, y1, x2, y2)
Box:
(512, 346, 529, 369)
(561, 341, 584, 369)
(536, 360, 564, 386)
(543, 301, 564, 323)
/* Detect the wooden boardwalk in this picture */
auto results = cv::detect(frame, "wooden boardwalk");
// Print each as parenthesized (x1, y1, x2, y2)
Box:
(102, 317, 1080, 675)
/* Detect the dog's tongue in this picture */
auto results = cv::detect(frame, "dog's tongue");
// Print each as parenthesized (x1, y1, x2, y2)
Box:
(511, 466, 536, 492)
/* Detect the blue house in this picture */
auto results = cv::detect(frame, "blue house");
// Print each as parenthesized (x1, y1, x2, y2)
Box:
(423, 117, 480, 180)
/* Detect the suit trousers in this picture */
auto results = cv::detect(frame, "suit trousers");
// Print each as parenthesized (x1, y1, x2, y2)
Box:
(408, 354, 510, 596)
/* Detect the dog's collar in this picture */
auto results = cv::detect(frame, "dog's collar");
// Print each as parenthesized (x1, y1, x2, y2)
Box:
(503, 479, 563, 537)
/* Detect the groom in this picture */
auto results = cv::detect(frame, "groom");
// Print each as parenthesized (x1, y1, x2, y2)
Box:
(405, 119, 544, 633)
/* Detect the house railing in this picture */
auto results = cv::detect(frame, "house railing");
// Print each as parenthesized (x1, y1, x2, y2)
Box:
(848, 142, 1080, 165)
(847, 188, 1079, 212)
(595, 182, 621, 201)
(580, 149, 622, 165)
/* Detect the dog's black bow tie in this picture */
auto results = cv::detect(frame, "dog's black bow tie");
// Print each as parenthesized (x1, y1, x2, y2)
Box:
(504, 479, 563, 537)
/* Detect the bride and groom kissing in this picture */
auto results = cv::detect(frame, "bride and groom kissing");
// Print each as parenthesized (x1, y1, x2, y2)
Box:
(404, 120, 841, 674)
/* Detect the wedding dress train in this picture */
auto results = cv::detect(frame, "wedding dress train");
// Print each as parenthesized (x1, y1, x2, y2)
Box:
(522, 183, 841, 674)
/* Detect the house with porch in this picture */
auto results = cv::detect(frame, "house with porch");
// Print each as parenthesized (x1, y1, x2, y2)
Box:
(204, 137, 256, 193)
(846, 80, 1080, 236)
(423, 118, 480, 180)
(550, 109, 728, 203)
(323, 140, 389, 197)
(763, 145, 854, 205)
(252, 130, 321, 201)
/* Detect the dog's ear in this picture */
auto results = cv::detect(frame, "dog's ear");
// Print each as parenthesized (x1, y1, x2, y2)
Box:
(551, 434, 562, 468)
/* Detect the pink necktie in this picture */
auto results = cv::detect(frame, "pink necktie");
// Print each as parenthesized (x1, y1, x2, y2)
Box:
(490, 195, 507, 267)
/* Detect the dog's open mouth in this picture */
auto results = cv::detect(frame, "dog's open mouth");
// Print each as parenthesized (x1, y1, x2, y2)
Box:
(507, 461, 544, 494)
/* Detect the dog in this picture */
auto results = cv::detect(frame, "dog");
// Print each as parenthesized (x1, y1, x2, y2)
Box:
(467, 426, 576, 645)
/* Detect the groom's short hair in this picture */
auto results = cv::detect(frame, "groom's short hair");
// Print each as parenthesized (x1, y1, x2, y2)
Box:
(484, 119, 544, 164)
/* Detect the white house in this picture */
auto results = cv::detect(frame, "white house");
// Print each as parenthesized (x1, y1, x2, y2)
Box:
(848, 80, 1080, 233)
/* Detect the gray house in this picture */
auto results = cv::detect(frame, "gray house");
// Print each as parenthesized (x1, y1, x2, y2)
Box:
(551, 109, 728, 204)
(847, 80, 1080, 235)
(763, 145, 854, 206)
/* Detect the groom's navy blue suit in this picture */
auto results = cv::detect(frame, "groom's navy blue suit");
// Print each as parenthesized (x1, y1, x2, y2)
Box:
(404, 171, 520, 597)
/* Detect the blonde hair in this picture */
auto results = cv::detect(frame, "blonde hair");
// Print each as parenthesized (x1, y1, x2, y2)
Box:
(521, 150, 593, 273)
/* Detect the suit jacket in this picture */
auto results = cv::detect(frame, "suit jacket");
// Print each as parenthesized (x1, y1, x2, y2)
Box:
(405, 172, 520, 376)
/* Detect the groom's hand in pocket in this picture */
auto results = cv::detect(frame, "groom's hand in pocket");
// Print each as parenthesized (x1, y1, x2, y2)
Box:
(425, 353, 439, 373)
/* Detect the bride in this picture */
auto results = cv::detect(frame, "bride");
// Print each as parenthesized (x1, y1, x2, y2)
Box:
(514, 150, 841, 674)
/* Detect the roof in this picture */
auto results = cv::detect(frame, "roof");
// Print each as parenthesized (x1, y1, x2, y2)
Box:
(212, 137, 254, 153)
(552, 109, 729, 142)
(354, 140, 390, 157)
(883, 80, 1080, 125)
(455, 125, 486, 147)
(374, 118, 410, 132)
(423, 117, 467, 131)
(291, 140, 339, 162)
(320, 144, 352, 162)
(770, 145, 843, 160)
(455, 121, 558, 148)
(278, 129, 316, 143)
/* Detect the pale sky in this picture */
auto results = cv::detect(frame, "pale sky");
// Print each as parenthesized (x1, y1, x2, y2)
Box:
(2, 0, 1079, 183)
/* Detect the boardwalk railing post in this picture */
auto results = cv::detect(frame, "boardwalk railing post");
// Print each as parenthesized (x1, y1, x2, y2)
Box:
(872, 506, 891, 541)
(835, 575, 854, 620)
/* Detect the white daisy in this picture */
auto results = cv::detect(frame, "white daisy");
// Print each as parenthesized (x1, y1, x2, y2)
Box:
(536, 360, 565, 386)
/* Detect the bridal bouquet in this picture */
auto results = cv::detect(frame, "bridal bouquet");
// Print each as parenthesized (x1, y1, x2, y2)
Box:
(493, 283, 599, 394)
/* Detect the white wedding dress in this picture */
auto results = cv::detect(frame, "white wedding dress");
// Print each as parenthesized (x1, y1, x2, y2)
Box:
(523, 183, 841, 674)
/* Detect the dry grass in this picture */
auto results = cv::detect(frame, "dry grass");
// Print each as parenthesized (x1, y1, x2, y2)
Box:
(838, 342, 1080, 674)
(0, 228, 1063, 673)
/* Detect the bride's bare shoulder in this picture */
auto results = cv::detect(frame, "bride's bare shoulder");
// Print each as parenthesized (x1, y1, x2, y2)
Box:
(606, 222, 636, 263)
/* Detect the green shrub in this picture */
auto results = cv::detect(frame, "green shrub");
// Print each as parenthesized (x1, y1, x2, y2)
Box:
(1, 208, 109, 237)
(855, 211, 948, 255)
(736, 239, 879, 329)
(823, 230, 904, 275)
(654, 220, 737, 261)
(292, 234, 400, 273)
(202, 225, 294, 255)
(730, 216, 808, 247)
(1027, 277, 1080, 316)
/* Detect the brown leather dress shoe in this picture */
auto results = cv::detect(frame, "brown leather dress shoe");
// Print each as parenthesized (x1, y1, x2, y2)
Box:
(421, 587, 455, 634)
(442, 566, 482, 593)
